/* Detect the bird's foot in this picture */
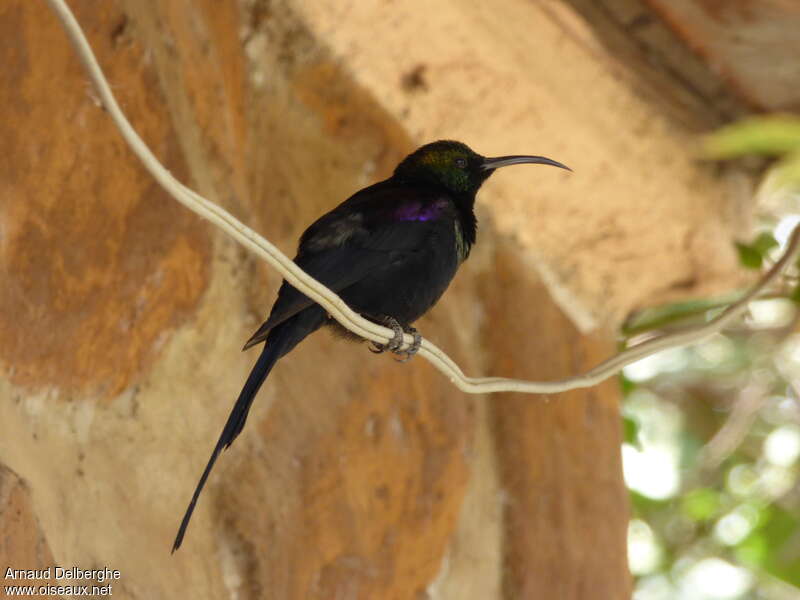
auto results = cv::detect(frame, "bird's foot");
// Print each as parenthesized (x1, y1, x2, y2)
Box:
(368, 317, 422, 362)
(394, 326, 422, 363)
(369, 317, 405, 354)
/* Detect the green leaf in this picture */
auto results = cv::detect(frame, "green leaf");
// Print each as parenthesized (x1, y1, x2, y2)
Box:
(681, 488, 720, 521)
(735, 242, 763, 270)
(630, 490, 670, 515)
(621, 295, 742, 336)
(619, 373, 636, 396)
(752, 232, 779, 256)
(790, 284, 800, 305)
(735, 533, 768, 567)
(737, 505, 800, 586)
(623, 415, 641, 448)
(704, 116, 800, 159)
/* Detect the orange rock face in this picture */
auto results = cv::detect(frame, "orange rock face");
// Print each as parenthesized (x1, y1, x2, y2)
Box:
(0, 2, 210, 397)
(0, 465, 55, 578)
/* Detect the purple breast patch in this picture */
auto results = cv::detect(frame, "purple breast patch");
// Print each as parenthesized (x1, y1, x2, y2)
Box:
(394, 199, 448, 222)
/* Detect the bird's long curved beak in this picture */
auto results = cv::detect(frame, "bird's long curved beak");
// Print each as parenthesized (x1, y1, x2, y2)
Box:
(480, 155, 571, 172)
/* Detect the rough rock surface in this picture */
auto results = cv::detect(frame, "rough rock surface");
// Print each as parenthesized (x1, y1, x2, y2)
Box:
(0, 0, 775, 598)
(646, 0, 800, 111)
(0, 465, 55, 580)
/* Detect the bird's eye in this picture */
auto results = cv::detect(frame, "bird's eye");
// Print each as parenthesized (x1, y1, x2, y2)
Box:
(455, 157, 467, 169)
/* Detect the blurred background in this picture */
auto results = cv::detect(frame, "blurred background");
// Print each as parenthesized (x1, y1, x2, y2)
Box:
(1, 1, 799, 599)
(622, 137, 800, 599)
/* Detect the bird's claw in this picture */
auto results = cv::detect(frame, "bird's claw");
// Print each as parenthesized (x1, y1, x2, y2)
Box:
(369, 317, 404, 354)
(369, 318, 421, 361)
(394, 327, 422, 363)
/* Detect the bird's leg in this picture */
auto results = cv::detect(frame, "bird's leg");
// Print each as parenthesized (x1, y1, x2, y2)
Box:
(394, 326, 422, 363)
(369, 316, 405, 354)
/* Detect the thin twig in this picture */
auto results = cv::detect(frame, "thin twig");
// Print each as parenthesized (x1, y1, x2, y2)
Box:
(44, 0, 800, 395)
(701, 380, 768, 471)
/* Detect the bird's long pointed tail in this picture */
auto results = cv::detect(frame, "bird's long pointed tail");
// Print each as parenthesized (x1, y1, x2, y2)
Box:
(172, 306, 327, 552)
(171, 341, 282, 552)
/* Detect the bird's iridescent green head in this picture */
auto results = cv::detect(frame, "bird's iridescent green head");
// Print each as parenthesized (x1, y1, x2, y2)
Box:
(394, 140, 570, 197)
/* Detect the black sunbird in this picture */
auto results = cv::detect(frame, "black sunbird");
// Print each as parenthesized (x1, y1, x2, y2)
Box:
(172, 140, 570, 551)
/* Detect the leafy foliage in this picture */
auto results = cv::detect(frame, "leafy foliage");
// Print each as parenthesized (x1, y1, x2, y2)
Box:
(735, 233, 779, 271)
(624, 116, 800, 599)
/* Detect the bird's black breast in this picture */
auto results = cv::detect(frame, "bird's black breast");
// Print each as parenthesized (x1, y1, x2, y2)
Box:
(250, 180, 474, 345)
(298, 180, 467, 325)
(337, 216, 461, 325)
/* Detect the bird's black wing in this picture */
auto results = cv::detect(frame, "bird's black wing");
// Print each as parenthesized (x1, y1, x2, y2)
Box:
(243, 183, 450, 349)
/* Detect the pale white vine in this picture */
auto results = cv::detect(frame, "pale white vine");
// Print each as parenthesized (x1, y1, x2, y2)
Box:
(44, 0, 800, 395)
